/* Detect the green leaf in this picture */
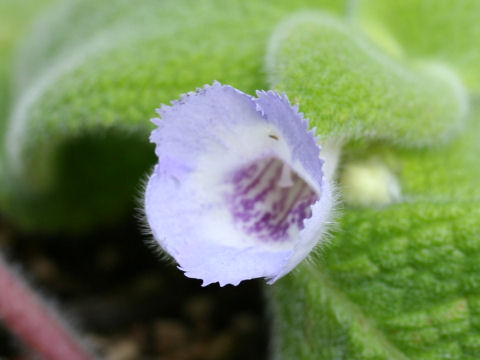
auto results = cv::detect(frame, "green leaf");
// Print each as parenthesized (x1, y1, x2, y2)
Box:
(272, 199, 480, 359)
(351, 0, 480, 93)
(0, 0, 58, 227)
(0, 0, 57, 139)
(269, 27, 480, 352)
(266, 13, 467, 147)
(271, 101, 480, 358)
(398, 108, 480, 202)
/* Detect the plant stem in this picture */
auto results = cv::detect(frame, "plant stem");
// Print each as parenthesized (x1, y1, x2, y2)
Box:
(0, 256, 95, 360)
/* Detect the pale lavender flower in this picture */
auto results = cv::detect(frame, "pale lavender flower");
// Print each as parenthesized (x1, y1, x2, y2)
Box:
(144, 82, 333, 286)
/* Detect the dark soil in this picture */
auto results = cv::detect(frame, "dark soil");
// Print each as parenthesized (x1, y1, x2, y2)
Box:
(0, 214, 269, 360)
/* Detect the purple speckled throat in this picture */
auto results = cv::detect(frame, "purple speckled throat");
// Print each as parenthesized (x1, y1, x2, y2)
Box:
(226, 157, 319, 242)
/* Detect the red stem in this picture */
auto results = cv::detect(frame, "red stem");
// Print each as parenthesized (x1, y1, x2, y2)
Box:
(0, 257, 95, 360)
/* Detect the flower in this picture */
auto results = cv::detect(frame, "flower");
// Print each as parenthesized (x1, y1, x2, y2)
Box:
(144, 82, 334, 286)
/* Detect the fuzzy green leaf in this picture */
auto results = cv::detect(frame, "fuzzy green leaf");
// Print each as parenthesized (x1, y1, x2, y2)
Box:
(351, 0, 480, 93)
(271, 105, 480, 360)
(273, 199, 480, 359)
(0, 0, 56, 136)
(266, 13, 467, 147)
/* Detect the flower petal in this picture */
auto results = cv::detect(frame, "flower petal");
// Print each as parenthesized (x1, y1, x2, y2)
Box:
(145, 82, 334, 286)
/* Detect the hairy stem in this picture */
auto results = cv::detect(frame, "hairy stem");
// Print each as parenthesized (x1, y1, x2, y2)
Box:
(0, 256, 95, 360)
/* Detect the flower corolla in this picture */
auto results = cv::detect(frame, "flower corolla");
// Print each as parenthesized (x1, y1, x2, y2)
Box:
(145, 82, 333, 286)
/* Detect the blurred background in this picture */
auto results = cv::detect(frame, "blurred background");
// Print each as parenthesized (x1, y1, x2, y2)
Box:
(0, 216, 268, 359)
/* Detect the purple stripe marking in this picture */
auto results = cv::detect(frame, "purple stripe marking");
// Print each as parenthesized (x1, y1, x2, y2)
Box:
(225, 157, 319, 242)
